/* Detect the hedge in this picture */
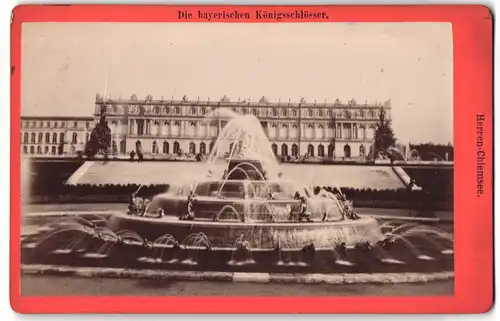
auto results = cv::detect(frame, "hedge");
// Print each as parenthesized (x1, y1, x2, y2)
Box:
(25, 183, 452, 211)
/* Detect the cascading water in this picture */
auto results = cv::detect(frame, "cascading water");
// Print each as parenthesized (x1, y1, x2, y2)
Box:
(24, 107, 454, 276)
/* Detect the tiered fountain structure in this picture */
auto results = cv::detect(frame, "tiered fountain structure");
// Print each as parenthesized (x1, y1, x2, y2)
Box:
(22, 109, 454, 274)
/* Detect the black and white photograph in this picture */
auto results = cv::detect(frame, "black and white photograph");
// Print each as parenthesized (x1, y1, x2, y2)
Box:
(20, 22, 454, 297)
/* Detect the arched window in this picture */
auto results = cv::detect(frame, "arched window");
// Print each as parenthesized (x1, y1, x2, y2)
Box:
(152, 141, 158, 154)
(200, 142, 206, 155)
(59, 133, 65, 144)
(23, 133, 29, 144)
(175, 106, 181, 114)
(44, 146, 49, 154)
(36, 146, 42, 154)
(120, 140, 126, 154)
(291, 144, 299, 157)
(307, 144, 314, 157)
(72, 133, 78, 144)
(308, 110, 313, 117)
(328, 143, 335, 158)
(52, 133, 57, 144)
(51, 146, 56, 154)
(344, 144, 351, 158)
(163, 141, 169, 154)
(22, 146, 27, 154)
(318, 144, 325, 157)
(292, 109, 297, 117)
(272, 109, 278, 117)
(45, 133, 50, 143)
(189, 142, 196, 154)
(281, 144, 288, 157)
(30, 133, 36, 143)
(173, 141, 180, 155)
(37, 133, 43, 143)
(30, 146, 35, 154)
(190, 107, 196, 115)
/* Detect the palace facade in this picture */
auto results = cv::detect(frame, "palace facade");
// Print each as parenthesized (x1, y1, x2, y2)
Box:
(20, 116, 93, 155)
(93, 94, 392, 159)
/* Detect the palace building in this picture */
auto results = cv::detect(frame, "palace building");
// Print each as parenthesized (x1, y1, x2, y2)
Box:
(21, 94, 392, 159)
(92, 94, 391, 159)
(20, 116, 93, 155)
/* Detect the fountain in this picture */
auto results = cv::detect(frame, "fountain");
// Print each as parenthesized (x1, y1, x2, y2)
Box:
(22, 109, 454, 275)
(106, 112, 383, 251)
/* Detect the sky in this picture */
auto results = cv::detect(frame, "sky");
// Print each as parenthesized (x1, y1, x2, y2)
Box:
(21, 22, 453, 144)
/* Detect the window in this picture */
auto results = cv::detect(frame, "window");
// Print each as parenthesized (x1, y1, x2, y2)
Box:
(137, 120, 145, 136)
(38, 133, 43, 143)
(318, 144, 325, 157)
(72, 133, 78, 144)
(74, 121, 78, 128)
(23, 133, 29, 144)
(30, 133, 36, 143)
(45, 133, 50, 143)
(52, 133, 58, 144)
(59, 133, 65, 144)
(307, 144, 314, 157)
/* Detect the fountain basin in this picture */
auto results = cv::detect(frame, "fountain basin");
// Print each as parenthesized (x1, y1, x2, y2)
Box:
(106, 213, 384, 249)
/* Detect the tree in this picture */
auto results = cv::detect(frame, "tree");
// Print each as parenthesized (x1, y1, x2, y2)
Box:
(57, 142, 64, 155)
(84, 106, 111, 160)
(371, 108, 396, 159)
